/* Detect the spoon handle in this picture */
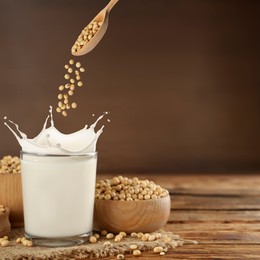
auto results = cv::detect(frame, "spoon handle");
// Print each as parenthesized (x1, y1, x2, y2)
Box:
(105, 0, 120, 12)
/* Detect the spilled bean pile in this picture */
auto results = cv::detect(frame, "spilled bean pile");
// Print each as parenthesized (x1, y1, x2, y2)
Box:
(95, 176, 169, 201)
(87, 229, 175, 258)
(0, 205, 6, 215)
(56, 59, 85, 117)
(0, 155, 21, 174)
(71, 20, 102, 54)
(0, 236, 33, 247)
(16, 237, 33, 247)
(2, 229, 195, 255)
(0, 236, 9, 247)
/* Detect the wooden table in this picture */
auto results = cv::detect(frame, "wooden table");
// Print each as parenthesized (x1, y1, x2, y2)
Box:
(97, 173, 260, 259)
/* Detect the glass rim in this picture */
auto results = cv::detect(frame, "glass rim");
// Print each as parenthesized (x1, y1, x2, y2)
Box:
(20, 151, 97, 158)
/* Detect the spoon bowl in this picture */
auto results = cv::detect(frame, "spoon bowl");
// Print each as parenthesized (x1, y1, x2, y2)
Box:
(72, 0, 119, 56)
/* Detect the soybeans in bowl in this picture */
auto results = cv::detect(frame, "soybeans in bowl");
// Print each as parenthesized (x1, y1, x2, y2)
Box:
(0, 156, 23, 227)
(94, 176, 171, 233)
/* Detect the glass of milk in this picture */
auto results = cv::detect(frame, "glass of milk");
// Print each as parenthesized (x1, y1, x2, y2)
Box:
(21, 151, 97, 247)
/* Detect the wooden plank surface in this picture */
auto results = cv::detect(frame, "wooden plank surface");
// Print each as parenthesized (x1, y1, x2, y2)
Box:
(97, 174, 260, 195)
(108, 244, 260, 259)
(171, 195, 260, 210)
(96, 174, 260, 259)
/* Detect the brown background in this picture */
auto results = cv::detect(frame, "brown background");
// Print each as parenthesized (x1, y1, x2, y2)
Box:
(0, 0, 260, 173)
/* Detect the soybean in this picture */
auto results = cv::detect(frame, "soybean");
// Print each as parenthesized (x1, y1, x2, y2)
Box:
(71, 20, 102, 54)
(0, 156, 21, 174)
(95, 176, 169, 201)
(133, 250, 141, 256)
(129, 244, 138, 250)
(101, 230, 108, 236)
(1, 240, 9, 247)
(56, 59, 85, 116)
(117, 254, 125, 260)
(89, 236, 97, 243)
(114, 234, 122, 242)
(106, 233, 114, 239)
(153, 246, 164, 253)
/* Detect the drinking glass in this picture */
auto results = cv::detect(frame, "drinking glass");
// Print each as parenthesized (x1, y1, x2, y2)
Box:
(20, 152, 97, 247)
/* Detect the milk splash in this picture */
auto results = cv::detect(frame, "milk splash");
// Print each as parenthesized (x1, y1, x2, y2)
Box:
(4, 106, 108, 155)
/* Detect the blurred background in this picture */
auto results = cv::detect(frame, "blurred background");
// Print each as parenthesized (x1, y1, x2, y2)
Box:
(0, 0, 260, 173)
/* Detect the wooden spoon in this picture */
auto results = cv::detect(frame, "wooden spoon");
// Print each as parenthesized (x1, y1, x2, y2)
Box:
(71, 0, 119, 56)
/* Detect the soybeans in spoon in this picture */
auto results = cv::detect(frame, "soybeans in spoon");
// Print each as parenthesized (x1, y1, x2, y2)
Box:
(71, 0, 119, 56)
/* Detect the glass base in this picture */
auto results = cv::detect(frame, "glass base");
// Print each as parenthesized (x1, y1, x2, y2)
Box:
(25, 231, 92, 247)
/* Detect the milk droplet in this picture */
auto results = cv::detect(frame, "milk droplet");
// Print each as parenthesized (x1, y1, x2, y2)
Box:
(4, 116, 7, 120)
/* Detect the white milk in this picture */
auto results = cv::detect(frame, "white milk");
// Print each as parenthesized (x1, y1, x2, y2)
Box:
(21, 153, 97, 238)
(4, 107, 108, 155)
(5, 107, 107, 241)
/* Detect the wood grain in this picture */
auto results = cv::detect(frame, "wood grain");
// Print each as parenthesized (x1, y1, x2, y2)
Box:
(97, 174, 260, 195)
(168, 209, 260, 222)
(106, 245, 260, 260)
(0, 173, 23, 227)
(94, 195, 171, 233)
(5, 173, 260, 259)
(0, 207, 11, 237)
(94, 174, 260, 259)
(171, 195, 260, 210)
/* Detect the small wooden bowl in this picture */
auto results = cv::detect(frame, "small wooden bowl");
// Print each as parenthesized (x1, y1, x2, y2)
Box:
(0, 173, 24, 227)
(94, 195, 171, 233)
(0, 207, 11, 237)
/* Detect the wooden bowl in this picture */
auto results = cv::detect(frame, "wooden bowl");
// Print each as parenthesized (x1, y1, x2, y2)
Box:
(94, 195, 171, 233)
(0, 173, 24, 227)
(0, 207, 11, 237)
